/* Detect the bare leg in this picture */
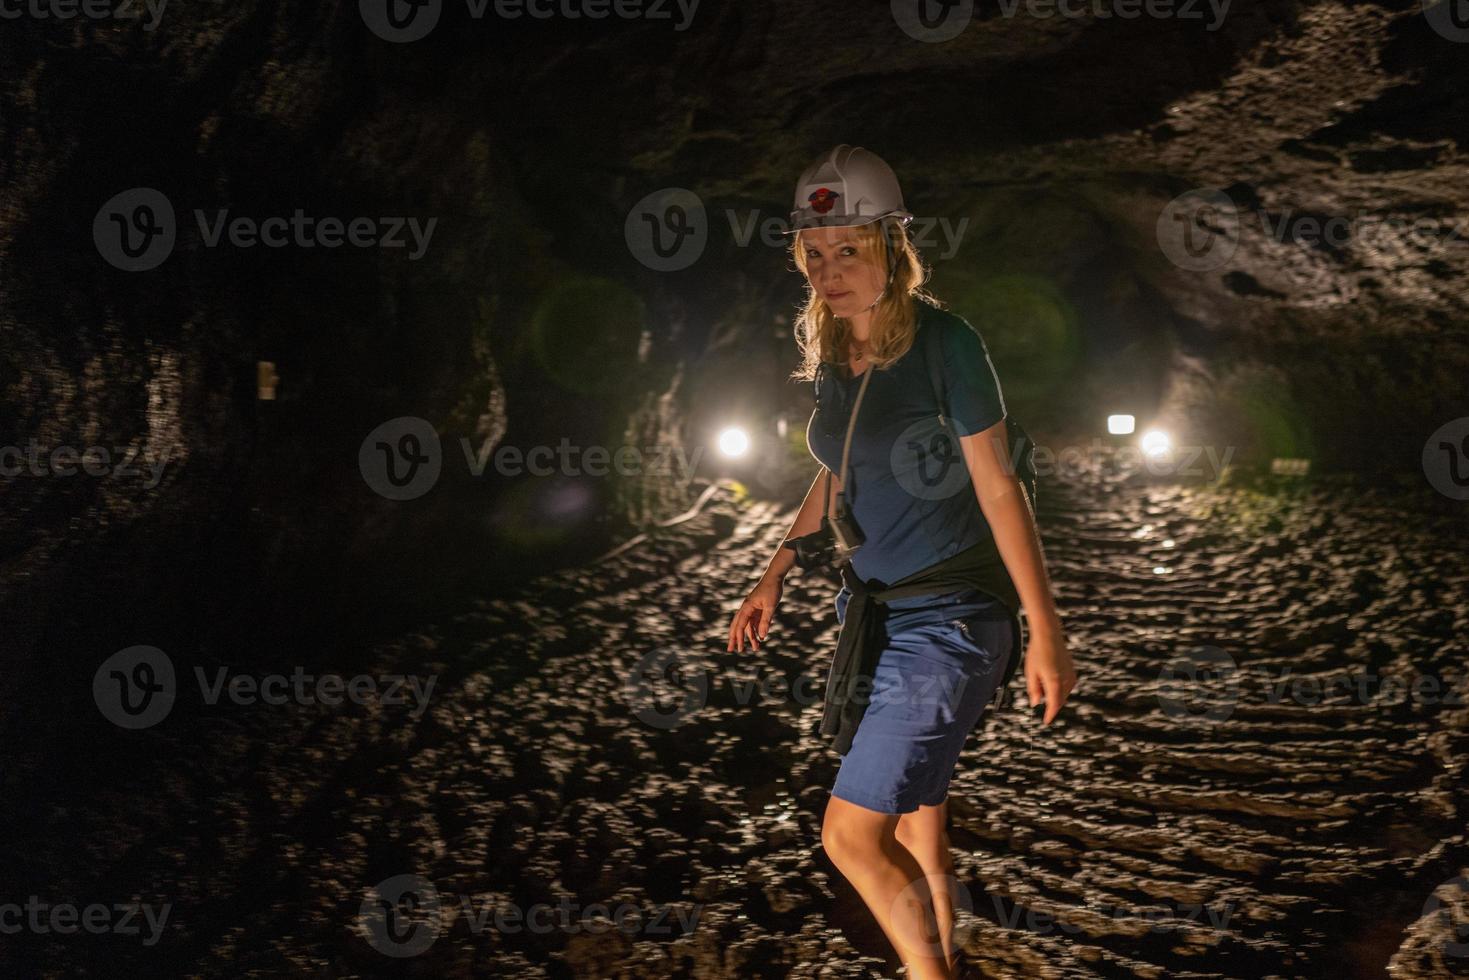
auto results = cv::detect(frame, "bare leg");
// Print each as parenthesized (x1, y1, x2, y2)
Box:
(822, 795, 955, 980)
(895, 797, 961, 972)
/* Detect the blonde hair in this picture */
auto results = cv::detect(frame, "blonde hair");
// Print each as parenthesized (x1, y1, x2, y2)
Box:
(788, 218, 944, 382)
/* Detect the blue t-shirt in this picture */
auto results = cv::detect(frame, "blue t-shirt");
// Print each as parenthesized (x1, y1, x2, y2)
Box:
(807, 300, 1010, 636)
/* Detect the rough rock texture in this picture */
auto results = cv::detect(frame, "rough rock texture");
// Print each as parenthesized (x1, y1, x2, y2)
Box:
(4, 462, 1466, 977)
(3, 3, 1468, 977)
(4, 2, 1467, 667)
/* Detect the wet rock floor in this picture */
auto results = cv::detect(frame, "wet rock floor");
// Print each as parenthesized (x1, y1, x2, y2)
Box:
(6, 465, 1469, 978)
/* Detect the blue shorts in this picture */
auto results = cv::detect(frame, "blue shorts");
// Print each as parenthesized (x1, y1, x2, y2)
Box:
(830, 612, 1016, 815)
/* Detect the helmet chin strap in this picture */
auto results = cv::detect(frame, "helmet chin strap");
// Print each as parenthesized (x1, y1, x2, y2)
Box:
(861, 219, 899, 313)
(831, 219, 900, 324)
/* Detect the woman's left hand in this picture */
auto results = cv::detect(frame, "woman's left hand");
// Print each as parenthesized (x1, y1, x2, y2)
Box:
(1024, 629, 1077, 726)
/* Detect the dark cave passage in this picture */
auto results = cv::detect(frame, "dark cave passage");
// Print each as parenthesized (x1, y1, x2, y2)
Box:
(3, 2, 1469, 978)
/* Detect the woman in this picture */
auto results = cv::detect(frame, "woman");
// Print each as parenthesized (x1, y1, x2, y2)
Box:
(726, 145, 1077, 980)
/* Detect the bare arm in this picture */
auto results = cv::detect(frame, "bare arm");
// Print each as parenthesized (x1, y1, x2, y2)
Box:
(758, 463, 841, 585)
(956, 422, 1060, 635)
(729, 463, 841, 653)
(956, 420, 1076, 723)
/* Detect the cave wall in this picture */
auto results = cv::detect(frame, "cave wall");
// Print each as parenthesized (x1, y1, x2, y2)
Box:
(2, 0, 1466, 686)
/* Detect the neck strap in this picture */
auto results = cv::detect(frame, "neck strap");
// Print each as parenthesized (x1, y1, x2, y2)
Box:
(862, 219, 900, 313)
(826, 363, 874, 522)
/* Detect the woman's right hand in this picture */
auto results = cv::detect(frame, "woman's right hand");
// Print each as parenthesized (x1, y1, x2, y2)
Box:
(727, 573, 783, 652)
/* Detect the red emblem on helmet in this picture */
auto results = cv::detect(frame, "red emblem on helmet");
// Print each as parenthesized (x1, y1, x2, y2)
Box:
(808, 187, 840, 215)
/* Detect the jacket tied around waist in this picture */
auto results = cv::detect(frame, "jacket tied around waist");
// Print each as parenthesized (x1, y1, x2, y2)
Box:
(822, 536, 1025, 756)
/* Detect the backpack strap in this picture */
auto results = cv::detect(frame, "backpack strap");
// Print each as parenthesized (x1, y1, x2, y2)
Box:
(918, 309, 1038, 511)
(920, 311, 951, 428)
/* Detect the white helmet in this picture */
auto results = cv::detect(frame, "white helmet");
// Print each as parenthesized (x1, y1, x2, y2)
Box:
(784, 144, 914, 235)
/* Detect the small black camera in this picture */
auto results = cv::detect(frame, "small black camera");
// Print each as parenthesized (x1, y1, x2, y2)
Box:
(783, 493, 864, 571)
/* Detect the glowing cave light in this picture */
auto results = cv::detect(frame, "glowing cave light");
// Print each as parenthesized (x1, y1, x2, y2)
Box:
(1141, 429, 1172, 457)
(718, 426, 750, 458)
